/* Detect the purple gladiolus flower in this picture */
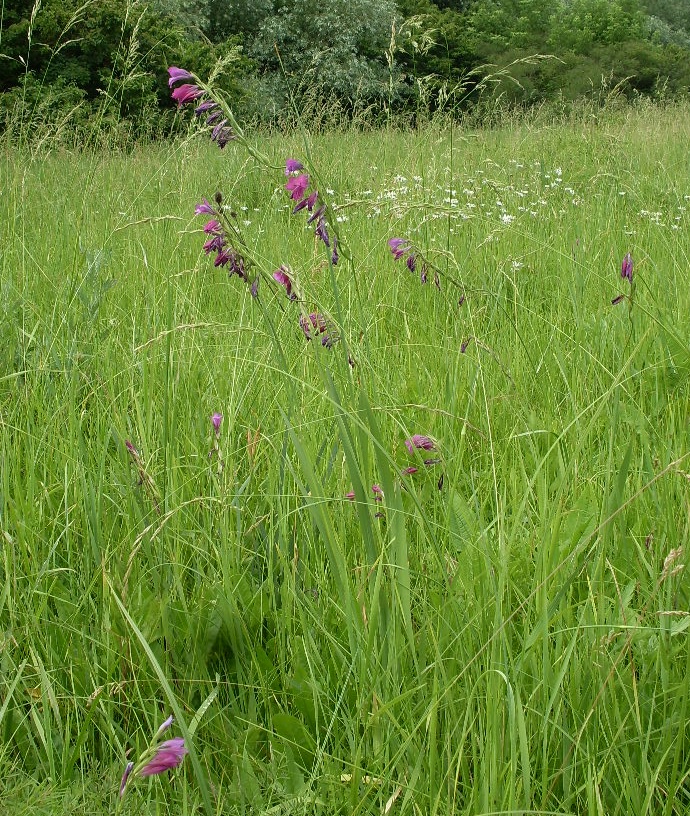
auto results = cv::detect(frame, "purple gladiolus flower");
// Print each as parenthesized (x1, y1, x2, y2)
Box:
(285, 174, 310, 202)
(195, 198, 216, 216)
(171, 83, 204, 106)
(621, 252, 633, 282)
(203, 219, 222, 234)
(211, 412, 223, 434)
(119, 761, 134, 797)
(273, 266, 296, 300)
(203, 235, 225, 254)
(167, 66, 194, 87)
(405, 435, 436, 454)
(139, 738, 188, 777)
(214, 249, 232, 267)
(285, 158, 304, 175)
(388, 238, 410, 260)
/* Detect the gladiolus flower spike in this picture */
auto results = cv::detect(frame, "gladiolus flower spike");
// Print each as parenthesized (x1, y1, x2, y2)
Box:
(118, 717, 188, 799)
(168, 66, 237, 148)
(388, 237, 430, 285)
(284, 158, 338, 263)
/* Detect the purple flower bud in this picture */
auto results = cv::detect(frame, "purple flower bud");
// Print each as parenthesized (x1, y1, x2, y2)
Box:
(119, 761, 134, 797)
(194, 100, 218, 117)
(315, 216, 330, 247)
(611, 294, 625, 305)
(331, 234, 339, 266)
(155, 715, 174, 738)
(621, 252, 633, 282)
(168, 66, 194, 87)
(345, 490, 355, 501)
(406, 254, 416, 273)
(285, 159, 304, 175)
(299, 312, 328, 340)
(251, 277, 259, 299)
(371, 484, 383, 501)
(211, 412, 223, 434)
(401, 466, 418, 476)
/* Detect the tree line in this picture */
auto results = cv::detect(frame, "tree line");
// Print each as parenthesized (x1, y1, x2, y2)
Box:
(1, 0, 689, 137)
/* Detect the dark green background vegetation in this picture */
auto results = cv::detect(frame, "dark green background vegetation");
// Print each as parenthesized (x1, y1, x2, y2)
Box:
(1, 0, 690, 136)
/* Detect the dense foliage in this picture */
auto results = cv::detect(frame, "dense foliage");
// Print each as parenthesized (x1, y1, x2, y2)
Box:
(1, 0, 690, 136)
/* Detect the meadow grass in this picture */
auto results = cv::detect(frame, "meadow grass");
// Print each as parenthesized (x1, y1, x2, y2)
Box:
(1, 99, 690, 815)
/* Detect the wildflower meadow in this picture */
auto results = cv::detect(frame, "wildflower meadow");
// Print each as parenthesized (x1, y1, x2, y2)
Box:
(1, 69, 690, 815)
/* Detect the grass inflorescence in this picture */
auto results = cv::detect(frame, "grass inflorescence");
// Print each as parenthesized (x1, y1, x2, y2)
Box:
(1, 91, 689, 815)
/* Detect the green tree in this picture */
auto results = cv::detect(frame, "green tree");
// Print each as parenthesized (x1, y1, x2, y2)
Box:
(248, 0, 397, 112)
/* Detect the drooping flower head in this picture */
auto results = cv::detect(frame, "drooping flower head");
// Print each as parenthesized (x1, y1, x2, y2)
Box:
(404, 435, 436, 455)
(139, 738, 188, 777)
(273, 266, 296, 300)
(621, 252, 633, 283)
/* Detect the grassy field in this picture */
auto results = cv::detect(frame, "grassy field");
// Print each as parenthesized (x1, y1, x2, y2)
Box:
(1, 99, 690, 815)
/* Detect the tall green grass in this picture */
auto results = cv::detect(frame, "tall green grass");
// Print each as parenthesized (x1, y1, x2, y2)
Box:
(1, 100, 689, 815)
